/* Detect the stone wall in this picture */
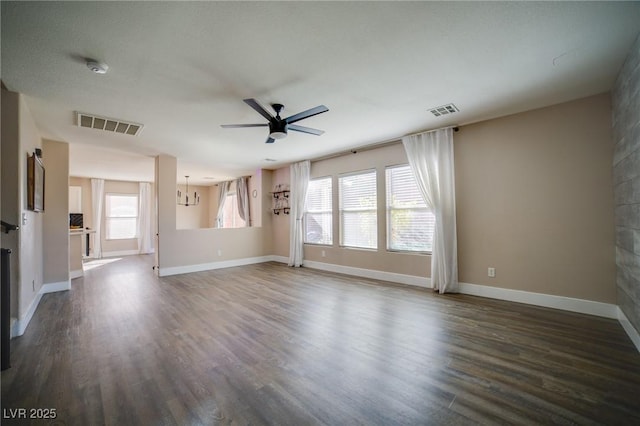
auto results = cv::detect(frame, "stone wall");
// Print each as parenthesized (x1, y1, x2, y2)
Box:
(612, 34, 640, 333)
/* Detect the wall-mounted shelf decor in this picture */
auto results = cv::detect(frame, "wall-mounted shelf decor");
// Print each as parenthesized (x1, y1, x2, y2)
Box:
(271, 184, 290, 215)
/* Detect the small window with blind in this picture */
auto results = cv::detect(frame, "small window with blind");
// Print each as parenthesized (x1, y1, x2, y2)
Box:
(386, 165, 434, 252)
(305, 177, 332, 245)
(105, 194, 138, 240)
(339, 170, 377, 249)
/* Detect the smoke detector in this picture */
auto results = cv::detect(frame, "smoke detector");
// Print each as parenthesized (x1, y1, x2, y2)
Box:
(86, 59, 109, 74)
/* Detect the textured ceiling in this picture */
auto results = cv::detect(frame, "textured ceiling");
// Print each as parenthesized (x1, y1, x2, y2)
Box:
(2, 1, 639, 184)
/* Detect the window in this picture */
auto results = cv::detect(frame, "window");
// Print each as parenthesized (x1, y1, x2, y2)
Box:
(305, 177, 332, 245)
(386, 165, 434, 252)
(339, 170, 377, 249)
(105, 194, 138, 240)
(222, 193, 245, 228)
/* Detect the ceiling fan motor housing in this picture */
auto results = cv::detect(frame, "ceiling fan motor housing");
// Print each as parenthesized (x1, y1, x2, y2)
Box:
(269, 120, 288, 139)
(221, 98, 328, 143)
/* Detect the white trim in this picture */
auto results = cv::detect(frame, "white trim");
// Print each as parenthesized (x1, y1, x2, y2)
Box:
(11, 280, 71, 337)
(289, 261, 621, 320)
(12, 292, 42, 337)
(101, 249, 140, 258)
(269, 255, 289, 264)
(618, 307, 640, 352)
(70, 269, 83, 279)
(41, 280, 71, 293)
(458, 282, 618, 319)
(158, 256, 275, 277)
(301, 260, 432, 288)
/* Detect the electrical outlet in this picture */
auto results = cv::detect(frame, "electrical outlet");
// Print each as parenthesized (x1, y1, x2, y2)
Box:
(488, 267, 496, 278)
(321, 250, 326, 258)
(217, 249, 222, 257)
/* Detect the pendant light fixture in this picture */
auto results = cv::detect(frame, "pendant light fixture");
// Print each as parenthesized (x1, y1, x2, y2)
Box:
(177, 176, 199, 206)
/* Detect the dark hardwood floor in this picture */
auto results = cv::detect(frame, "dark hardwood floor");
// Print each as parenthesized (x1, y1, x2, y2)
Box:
(2, 255, 640, 425)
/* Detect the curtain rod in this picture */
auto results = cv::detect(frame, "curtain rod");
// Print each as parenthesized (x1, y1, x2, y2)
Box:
(214, 175, 252, 186)
(313, 125, 459, 162)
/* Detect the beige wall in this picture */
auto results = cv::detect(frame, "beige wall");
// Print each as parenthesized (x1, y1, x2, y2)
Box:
(18, 94, 44, 319)
(42, 139, 69, 285)
(283, 94, 615, 303)
(176, 184, 210, 229)
(69, 234, 83, 273)
(69, 176, 92, 229)
(181, 177, 260, 230)
(68, 177, 156, 256)
(303, 144, 431, 277)
(156, 154, 271, 273)
(206, 176, 262, 229)
(249, 171, 262, 227)
(271, 167, 291, 258)
(7, 92, 45, 320)
(455, 93, 615, 302)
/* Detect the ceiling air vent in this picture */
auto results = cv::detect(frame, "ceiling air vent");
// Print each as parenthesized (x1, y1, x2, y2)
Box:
(76, 112, 144, 136)
(429, 103, 459, 117)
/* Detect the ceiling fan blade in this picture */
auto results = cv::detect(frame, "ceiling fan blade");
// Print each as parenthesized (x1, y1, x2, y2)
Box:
(265, 137, 275, 144)
(288, 124, 325, 136)
(285, 105, 329, 124)
(221, 123, 268, 128)
(244, 98, 275, 121)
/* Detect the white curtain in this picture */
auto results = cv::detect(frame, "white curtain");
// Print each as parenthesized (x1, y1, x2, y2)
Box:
(236, 176, 250, 226)
(90, 178, 105, 259)
(215, 181, 230, 228)
(288, 160, 310, 267)
(402, 128, 458, 293)
(137, 182, 153, 254)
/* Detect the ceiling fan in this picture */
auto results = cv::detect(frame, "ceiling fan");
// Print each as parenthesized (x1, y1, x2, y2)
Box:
(221, 98, 329, 143)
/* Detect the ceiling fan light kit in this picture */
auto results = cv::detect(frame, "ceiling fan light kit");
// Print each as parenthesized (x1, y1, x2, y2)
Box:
(85, 58, 109, 74)
(222, 98, 328, 144)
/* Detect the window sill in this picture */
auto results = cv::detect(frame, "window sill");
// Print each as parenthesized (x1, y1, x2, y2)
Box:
(386, 249, 432, 256)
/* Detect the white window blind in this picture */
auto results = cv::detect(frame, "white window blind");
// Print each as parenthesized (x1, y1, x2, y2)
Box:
(105, 194, 138, 240)
(305, 177, 332, 245)
(339, 170, 377, 249)
(386, 165, 434, 252)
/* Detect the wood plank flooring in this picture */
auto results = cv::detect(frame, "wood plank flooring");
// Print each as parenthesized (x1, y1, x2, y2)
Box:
(2, 255, 640, 425)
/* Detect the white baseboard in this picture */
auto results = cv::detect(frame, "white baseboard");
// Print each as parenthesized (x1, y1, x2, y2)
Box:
(102, 249, 140, 258)
(158, 256, 275, 277)
(11, 280, 71, 337)
(458, 282, 618, 319)
(269, 255, 289, 264)
(12, 292, 42, 337)
(618, 307, 640, 352)
(271, 259, 617, 318)
(70, 269, 83, 279)
(302, 260, 432, 288)
(41, 280, 71, 293)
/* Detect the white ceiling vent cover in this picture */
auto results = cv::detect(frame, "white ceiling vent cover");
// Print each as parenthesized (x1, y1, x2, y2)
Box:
(429, 104, 459, 117)
(76, 112, 144, 136)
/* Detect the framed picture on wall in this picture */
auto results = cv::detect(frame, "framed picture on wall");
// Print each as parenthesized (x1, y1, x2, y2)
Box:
(27, 152, 45, 212)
